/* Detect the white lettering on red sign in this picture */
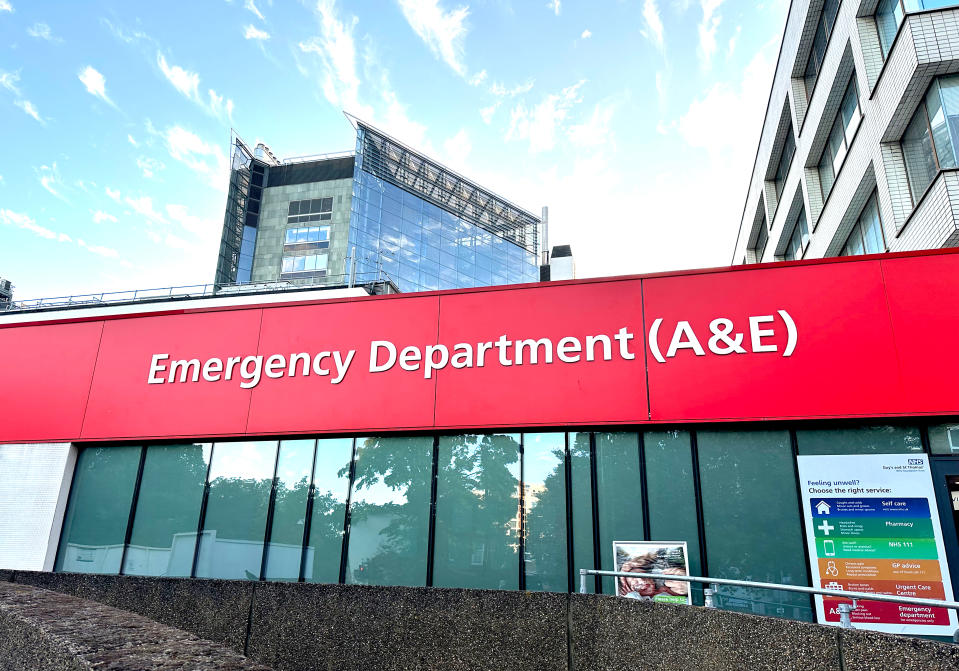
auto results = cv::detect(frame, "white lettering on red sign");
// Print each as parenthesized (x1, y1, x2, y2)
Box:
(646, 310, 797, 364)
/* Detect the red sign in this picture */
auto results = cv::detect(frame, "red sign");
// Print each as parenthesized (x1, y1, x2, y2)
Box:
(1, 250, 959, 444)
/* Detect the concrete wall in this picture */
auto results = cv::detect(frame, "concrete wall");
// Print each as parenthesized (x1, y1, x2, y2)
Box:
(0, 444, 75, 571)
(3, 571, 958, 671)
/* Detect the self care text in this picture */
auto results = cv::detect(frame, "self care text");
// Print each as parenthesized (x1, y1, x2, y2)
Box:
(146, 312, 797, 389)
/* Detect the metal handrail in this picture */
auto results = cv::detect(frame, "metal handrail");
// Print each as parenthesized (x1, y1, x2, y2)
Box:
(1, 271, 397, 314)
(580, 569, 959, 630)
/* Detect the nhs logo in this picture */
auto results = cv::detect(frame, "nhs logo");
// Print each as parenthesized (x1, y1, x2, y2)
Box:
(907, 458, 923, 466)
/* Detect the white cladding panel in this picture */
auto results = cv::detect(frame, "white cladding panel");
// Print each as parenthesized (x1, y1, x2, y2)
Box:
(0, 443, 75, 571)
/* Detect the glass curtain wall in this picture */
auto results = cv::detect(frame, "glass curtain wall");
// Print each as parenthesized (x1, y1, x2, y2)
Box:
(56, 425, 939, 626)
(902, 76, 959, 202)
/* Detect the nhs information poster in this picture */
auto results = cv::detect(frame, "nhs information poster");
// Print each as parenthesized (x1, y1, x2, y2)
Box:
(797, 454, 957, 635)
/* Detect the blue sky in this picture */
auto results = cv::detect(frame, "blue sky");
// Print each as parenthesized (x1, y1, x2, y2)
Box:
(0, 0, 787, 300)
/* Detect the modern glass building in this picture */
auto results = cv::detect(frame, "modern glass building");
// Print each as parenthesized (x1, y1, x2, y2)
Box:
(215, 118, 541, 293)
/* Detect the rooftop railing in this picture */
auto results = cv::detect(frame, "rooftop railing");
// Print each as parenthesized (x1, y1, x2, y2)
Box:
(1, 272, 397, 314)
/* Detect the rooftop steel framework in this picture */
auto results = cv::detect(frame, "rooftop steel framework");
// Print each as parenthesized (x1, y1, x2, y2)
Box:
(348, 114, 540, 254)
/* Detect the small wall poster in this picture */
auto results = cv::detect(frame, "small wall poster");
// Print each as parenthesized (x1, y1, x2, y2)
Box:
(797, 453, 957, 635)
(612, 541, 691, 604)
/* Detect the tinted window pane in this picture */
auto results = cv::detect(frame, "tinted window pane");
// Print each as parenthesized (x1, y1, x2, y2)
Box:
(796, 426, 922, 455)
(264, 439, 315, 581)
(930, 79, 959, 170)
(860, 195, 885, 254)
(305, 438, 353, 583)
(433, 434, 520, 589)
(346, 436, 432, 586)
(595, 432, 643, 594)
(123, 443, 210, 577)
(524, 433, 568, 592)
(644, 431, 703, 603)
(875, 0, 902, 58)
(929, 424, 959, 455)
(698, 430, 812, 621)
(902, 104, 938, 199)
(56, 446, 141, 574)
(569, 432, 595, 592)
(195, 441, 277, 580)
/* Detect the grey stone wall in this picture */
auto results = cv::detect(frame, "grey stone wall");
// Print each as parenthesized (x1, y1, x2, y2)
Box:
(0, 581, 271, 670)
(251, 178, 353, 284)
(4, 571, 959, 671)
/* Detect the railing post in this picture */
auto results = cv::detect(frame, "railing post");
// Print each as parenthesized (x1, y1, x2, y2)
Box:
(838, 602, 856, 629)
(579, 569, 587, 594)
(704, 586, 716, 609)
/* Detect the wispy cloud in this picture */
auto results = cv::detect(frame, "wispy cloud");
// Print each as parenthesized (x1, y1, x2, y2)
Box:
(0, 1, 12, 12)
(0, 209, 59, 241)
(166, 203, 216, 238)
(547, 0, 561, 15)
(244, 24, 270, 40)
(127, 134, 138, 147)
(27, 22, 61, 42)
(156, 53, 235, 121)
(244, 0, 265, 20)
(14, 99, 43, 123)
(78, 239, 119, 258)
(136, 156, 165, 178)
(160, 125, 229, 191)
(642, 0, 665, 51)
(568, 102, 616, 148)
(480, 104, 497, 124)
(0, 70, 19, 95)
(299, 1, 370, 117)
(581, 29, 592, 40)
(78, 66, 117, 107)
(125, 194, 167, 224)
(727, 24, 742, 59)
(506, 80, 586, 153)
(397, 0, 470, 77)
(698, 0, 725, 68)
(37, 163, 67, 201)
(105, 186, 121, 202)
(92, 210, 118, 224)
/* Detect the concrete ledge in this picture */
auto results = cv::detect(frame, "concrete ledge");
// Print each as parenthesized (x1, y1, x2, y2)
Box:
(839, 628, 959, 671)
(12, 570, 253, 654)
(570, 593, 842, 671)
(0, 582, 271, 670)
(247, 581, 569, 671)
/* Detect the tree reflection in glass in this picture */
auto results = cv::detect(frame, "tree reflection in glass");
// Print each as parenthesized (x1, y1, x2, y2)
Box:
(195, 441, 277, 580)
(264, 439, 314, 581)
(304, 438, 353, 583)
(523, 433, 567, 592)
(433, 433, 521, 590)
(345, 436, 432, 586)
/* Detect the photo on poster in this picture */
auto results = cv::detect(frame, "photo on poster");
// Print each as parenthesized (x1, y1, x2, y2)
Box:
(612, 541, 691, 604)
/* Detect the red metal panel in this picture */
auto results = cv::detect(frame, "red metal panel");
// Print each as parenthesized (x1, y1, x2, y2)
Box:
(80, 310, 263, 440)
(0, 320, 103, 442)
(643, 261, 905, 421)
(882, 254, 959, 414)
(246, 295, 440, 434)
(434, 281, 647, 428)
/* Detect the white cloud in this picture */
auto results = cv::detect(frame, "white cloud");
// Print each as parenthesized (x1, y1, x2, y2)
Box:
(480, 104, 497, 124)
(166, 203, 216, 238)
(75, 179, 96, 193)
(244, 0, 265, 20)
(14, 99, 42, 123)
(127, 134, 138, 147)
(581, 29, 592, 39)
(124, 195, 167, 223)
(299, 2, 370, 117)
(78, 66, 116, 107)
(244, 24, 270, 40)
(397, 0, 470, 77)
(568, 102, 615, 148)
(490, 80, 534, 97)
(698, 0, 725, 68)
(506, 80, 586, 153)
(468, 69, 487, 86)
(0, 209, 57, 240)
(642, 0, 665, 51)
(156, 53, 234, 121)
(655, 70, 667, 103)
(78, 238, 119, 258)
(547, 0, 561, 15)
(0, 70, 20, 95)
(136, 156, 165, 178)
(37, 163, 66, 201)
(728, 24, 742, 58)
(161, 125, 230, 191)
(442, 129, 471, 171)
(92, 210, 118, 224)
(105, 186, 121, 202)
(27, 22, 61, 42)
(0, 1, 11, 12)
